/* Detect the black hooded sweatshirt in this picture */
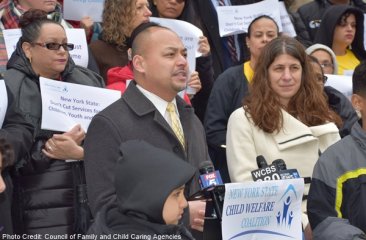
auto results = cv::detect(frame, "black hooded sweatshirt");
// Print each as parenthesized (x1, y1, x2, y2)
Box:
(88, 140, 196, 240)
(314, 5, 366, 61)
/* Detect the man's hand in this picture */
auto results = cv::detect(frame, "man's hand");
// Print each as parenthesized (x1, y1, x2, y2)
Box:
(189, 200, 206, 232)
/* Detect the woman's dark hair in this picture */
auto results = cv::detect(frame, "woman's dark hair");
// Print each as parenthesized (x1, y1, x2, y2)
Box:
(247, 15, 279, 38)
(149, 0, 204, 33)
(244, 36, 341, 133)
(19, 9, 62, 43)
(353, 61, 366, 95)
(0, 138, 14, 169)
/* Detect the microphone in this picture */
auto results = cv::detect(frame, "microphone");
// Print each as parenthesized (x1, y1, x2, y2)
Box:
(272, 159, 301, 180)
(198, 161, 224, 221)
(198, 161, 223, 189)
(251, 155, 281, 181)
(256, 155, 268, 168)
(272, 159, 286, 171)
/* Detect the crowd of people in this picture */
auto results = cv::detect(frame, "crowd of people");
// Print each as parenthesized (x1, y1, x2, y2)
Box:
(1, 0, 366, 239)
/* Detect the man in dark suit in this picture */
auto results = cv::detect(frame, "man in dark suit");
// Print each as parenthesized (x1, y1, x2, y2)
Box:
(84, 23, 210, 234)
(195, 0, 260, 78)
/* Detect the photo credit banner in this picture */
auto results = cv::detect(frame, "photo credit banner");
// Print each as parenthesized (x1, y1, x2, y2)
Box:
(222, 179, 304, 240)
(40, 77, 120, 133)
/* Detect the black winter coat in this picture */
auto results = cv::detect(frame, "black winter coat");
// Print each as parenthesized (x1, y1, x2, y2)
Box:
(325, 86, 358, 138)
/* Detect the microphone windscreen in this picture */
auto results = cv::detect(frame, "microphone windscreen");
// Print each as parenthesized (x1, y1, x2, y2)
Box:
(199, 161, 215, 174)
(256, 155, 268, 168)
(272, 159, 287, 170)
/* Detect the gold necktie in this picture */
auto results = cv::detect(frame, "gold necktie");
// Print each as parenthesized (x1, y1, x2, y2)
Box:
(166, 103, 185, 149)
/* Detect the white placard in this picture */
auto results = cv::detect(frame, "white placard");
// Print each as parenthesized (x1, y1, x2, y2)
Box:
(3, 28, 89, 68)
(63, 0, 104, 22)
(0, 80, 7, 128)
(65, 29, 89, 68)
(216, 0, 282, 37)
(150, 17, 203, 59)
(279, 2, 296, 37)
(40, 77, 120, 132)
(2, 28, 21, 60)
(325, 74, 353, 99)
(151, 17, 203, 94)
(222, 179, 304, 240)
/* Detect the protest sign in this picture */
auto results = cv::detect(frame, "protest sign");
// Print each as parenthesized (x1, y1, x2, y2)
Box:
(2, 28, 21, 60)
(325, 74, 353, 99)
(222, 179, 304, 240)
(216, 0, 282, 37)
(3, 29, 88, 68)
(40, 77, 120, 132)
(65, 29, 89, 67)
(63, 0, 104, 22)
(279, 2, 296, 37)
(0, 80, 7, 128)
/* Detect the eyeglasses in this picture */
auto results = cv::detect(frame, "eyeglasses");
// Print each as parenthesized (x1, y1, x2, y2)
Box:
(32, 42, 74, 51)
(317, 75, 328, 84)
(320, 63, 334, 69)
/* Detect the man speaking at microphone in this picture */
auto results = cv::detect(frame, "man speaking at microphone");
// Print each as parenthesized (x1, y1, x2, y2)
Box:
(84, 22, 210, 235)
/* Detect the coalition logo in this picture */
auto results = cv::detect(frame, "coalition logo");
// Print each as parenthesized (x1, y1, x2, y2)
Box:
(62, 85, 68, 93)
(44, 82, 68, 93)
(276, 184, 298, 228)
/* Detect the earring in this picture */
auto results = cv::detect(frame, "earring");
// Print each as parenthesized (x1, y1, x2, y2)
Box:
(355, 106, 361, 118)
(28, 57, 32, 64)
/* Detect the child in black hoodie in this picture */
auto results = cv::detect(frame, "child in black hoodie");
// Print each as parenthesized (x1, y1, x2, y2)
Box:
(88, 140, 196, 239)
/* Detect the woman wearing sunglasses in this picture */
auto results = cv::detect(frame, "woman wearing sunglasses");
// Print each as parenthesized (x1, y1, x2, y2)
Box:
(3, 9, 104, 236)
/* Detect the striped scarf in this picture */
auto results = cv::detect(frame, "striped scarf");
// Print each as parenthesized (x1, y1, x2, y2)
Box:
(0, 0, 68, 30)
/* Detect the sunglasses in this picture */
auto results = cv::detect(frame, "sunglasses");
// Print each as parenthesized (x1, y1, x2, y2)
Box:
(32, 42, 74, 51)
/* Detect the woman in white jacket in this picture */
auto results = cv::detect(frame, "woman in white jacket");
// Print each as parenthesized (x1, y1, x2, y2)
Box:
(226, 36, 342, 239)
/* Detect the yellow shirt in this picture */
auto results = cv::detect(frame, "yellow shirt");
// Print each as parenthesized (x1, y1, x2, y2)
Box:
(336, 49, 360, 75)
(244, 61, 254, 83)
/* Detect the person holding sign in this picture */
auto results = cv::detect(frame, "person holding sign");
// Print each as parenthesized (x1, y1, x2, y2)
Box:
(90, 0, 152, 82)
(314, 5, 366, 75)
(205, 15, 279, 183)
(226, 36, 342, 239)
(84, 22, 210, 235)
(149, 0, 214, 122)
(3, 9, 104, 236)
(0, 0, 101, 75)
(308, 62, 366, 240)
(88, 140, 196, 240)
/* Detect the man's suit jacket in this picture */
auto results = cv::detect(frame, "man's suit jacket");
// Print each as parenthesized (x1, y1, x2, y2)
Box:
(84, 82, 210, 215)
